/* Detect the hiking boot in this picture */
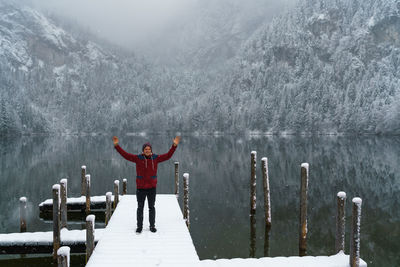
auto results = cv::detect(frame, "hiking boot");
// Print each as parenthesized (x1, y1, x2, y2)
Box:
(150, 226, 157, 233)
(136, 227, 142, 234)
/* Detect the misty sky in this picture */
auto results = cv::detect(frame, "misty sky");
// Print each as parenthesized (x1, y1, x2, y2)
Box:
(32, 0, 296, 55)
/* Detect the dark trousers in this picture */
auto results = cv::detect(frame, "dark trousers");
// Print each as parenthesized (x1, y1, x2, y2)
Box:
(136, 188, 156, 228)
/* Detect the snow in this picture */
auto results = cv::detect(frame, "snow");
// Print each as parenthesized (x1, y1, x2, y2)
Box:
(123, 178, 127, 183)
(106, 192, 112, 198)
(0, 228, 104, 246)
(200, 251, 367, 267)
(261, 157, 267, 162)
(251, 151, 257, 155)
(367, 16, 375, 27)
(19, 197, 27, 202)
(337, 192, 346, 198)
(39, 195, 115, 207)
(57, 245, 70, 256)
(60, 179, 67, 185)
(183, 173, 189, 179)
(53, 184, 60, 191)
(86, 175, 91, 186)
(86, 194, 199, 267)
(82, 165, 87, 170)
(353, 197, 362, 205)
(114, 180, 120, 186)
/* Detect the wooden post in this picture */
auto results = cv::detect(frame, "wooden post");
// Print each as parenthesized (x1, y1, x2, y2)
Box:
(336, 191, 346, 253)
(249, 214, 256, 258)
(261, 157, 271, 229)
(350, 197, 362, 267)
(264, 224, 271, 257)
(86, 215, 95, 263)
(60, 179, 68, 229)
(53, 184, 61, 261)
(299, 163, 309, 256)
(250, 151, 257, 215)
(183, 173, 190, 229)
(174, 162, 179, 197)
(105, 192, 112, 226)
(122, 179, 127, 195)
(19, 197, 27, 232)
(81, 166, 86, 196)
(113, 180, 119, 209)
(85, 174, 91, 215)
(57, 246, 70, 267)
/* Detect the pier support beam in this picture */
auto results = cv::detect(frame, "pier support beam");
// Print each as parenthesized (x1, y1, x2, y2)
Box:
(86, 215, 95, 263)
(114, 180, 119, 209)
(60, 179, 68, 229)
(105, 192, 112, 226)
(85, 175, 91, 215)
(122, 179, 127, 195)
(299, 163, 309, 256)
(19, 197, 27, 233)
(81, 166, 86, 196)
(336, 191, 346, 253)
(350, 197, 362, 267)
(57, 246, 70, 267)
(250, 151, 257, 215)
(261, 157, 271, 229)
(174, 162, 179, 198)
(53, 184, 61, 261)
(183, 173, 190, 229)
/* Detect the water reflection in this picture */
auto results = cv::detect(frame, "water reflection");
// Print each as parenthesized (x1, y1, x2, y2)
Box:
(0, 135, 399, 267)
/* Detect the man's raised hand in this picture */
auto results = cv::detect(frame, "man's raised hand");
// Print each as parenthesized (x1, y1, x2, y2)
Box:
(173, 136, 181, 146)
(113, 136, 119, 146)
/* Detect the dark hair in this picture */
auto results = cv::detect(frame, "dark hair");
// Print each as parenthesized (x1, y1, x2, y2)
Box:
(142, 142, 152, 152)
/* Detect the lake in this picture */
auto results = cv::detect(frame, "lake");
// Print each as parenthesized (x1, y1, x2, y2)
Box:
(0, 134, 399, 266)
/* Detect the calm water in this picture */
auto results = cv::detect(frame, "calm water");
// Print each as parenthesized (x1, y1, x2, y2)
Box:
(0, 134, 399, 266)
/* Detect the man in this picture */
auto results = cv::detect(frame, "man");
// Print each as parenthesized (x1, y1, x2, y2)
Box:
(112, 136, 181, 233)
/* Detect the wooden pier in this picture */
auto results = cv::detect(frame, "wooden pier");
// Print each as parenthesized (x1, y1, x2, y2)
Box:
(86, 194, 199, 267)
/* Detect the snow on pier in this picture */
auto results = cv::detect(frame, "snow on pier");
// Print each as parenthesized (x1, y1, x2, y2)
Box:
(39, 195, 115, 212)
(0, 228, 104, 254)
(86, 194, 199, 267)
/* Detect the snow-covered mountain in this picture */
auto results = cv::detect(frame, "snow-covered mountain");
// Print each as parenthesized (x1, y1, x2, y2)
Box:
(224, 0, 400, 134)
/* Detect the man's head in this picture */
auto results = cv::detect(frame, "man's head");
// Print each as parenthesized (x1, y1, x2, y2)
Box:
(142, 142, 152, 157)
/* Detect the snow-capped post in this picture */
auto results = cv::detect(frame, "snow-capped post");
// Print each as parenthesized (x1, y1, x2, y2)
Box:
(174, 162, 179, 198)
(336, 191, 346, 253)
(299, 163, 309, 256)
(183, 173, 190, 229)
(60, 179, 68, 229)
(81, 166, 86, 196)
(113, 180, 119, 209)
(261, 157, 271, 229)
(250, 151, 257, 215)
(85, 175, 91, 215)
(19, 197, 27, 232)
(249, 212, 256, 258)
(350, 197, 362, 267)
(57, 246, 70, 267)
(52, 184, 61, 261)
(122, 179, 127, 195)
(105, 192, 112, 226)
(86, 214, 95, 263)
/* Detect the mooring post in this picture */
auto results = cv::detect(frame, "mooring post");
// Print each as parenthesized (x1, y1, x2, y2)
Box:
(183, 173, 190, 229)
(57, 246, 70, 267)
(261, 157, 271, 229)
(122, 179, 127, 195)
(60, 179, 68, 229)
(114, 180, 119, 209)
(19, 197, 27, 232)
(85, 174, 91, 215)
(53, 184, 61, 261)
(81, 165, 86, 196)
(336, 191, 346, 253)
(105, 192, 112, 225)
(250, 151, 257, 215)
(86, 214, 95, 263)
(299, 163, 309, 256)
(174, 162, 179, 198)
(249, 213, 256, 258)
(350, 197, 362, 267)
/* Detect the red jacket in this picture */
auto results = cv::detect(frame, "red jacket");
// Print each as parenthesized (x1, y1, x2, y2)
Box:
(114, 144, 177, 189)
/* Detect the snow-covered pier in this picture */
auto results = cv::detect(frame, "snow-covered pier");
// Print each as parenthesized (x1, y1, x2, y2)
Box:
(39, 195, 115, 213)
(0, 228, 104, 254)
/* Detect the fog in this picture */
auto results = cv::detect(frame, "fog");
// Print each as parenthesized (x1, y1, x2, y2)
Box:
(31, 0, 297, 59)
